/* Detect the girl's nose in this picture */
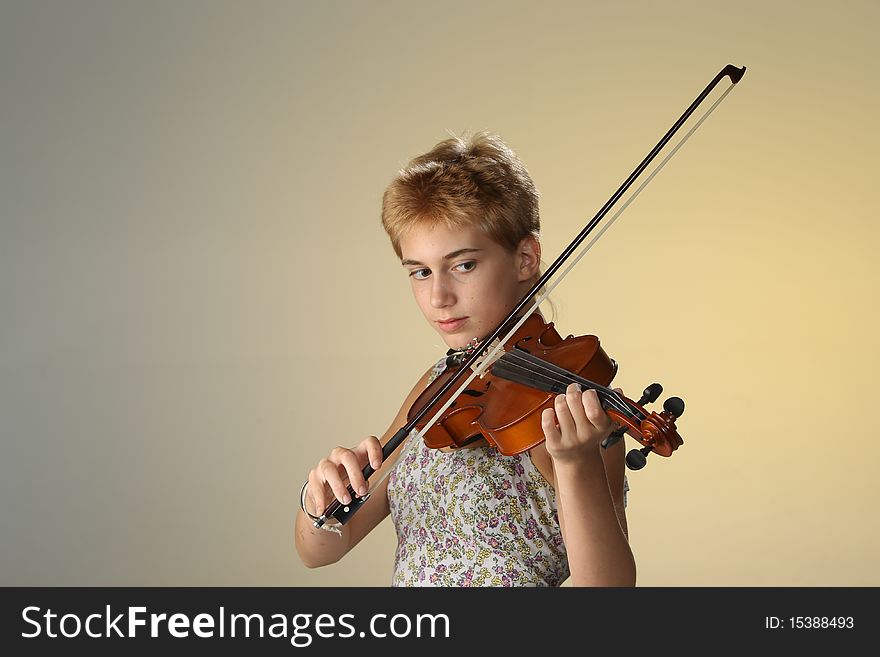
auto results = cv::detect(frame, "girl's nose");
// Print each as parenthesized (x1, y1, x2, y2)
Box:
(430, 274, 455, 308)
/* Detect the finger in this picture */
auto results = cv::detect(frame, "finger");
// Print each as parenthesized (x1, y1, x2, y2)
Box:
(356, 435, 384, 471)
(582, 389, 612, 431)
(565, 382, 592, 435)
(541, 407, 561, 444)
(307, 468, 328, 515)
(319, 458, 352, 505)
(554, 391, 576, 438)
(338, 449, 369, 497)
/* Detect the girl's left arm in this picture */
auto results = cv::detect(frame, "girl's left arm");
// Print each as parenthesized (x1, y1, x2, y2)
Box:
(542, 383, 637, 587)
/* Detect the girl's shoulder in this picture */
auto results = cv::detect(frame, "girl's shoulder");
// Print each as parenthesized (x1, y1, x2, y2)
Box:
(427, 355, 449, 384)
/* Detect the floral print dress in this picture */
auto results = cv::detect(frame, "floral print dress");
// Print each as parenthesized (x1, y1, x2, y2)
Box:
(386, 357, 629, 587)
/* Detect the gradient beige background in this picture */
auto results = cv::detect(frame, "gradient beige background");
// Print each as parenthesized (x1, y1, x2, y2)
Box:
(1, 0, 877, 586)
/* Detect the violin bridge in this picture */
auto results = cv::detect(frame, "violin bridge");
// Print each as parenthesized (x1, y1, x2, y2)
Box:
(470, 339, 504, 378)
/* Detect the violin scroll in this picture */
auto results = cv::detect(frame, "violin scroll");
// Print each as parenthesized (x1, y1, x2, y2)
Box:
(601, 384, 685, 469)
(598, 382, 684, 471)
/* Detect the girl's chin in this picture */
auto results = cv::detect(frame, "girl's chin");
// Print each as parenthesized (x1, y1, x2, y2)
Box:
(432, 322, 485, 350)
(438, 334, 470, 351)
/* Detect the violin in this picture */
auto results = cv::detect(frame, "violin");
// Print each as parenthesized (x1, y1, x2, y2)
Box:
(313, 64, 745, 528)
(408, 312, 684, 470)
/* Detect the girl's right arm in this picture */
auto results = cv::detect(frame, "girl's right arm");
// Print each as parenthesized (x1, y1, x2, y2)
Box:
(294, 364, 436, 568)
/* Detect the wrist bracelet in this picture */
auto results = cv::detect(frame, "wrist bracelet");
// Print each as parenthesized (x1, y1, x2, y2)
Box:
(300, 480, 320, 521)
(300, 480, 342, 535)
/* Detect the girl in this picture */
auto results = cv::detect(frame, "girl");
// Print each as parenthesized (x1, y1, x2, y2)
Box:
(295, 133, 635, 586)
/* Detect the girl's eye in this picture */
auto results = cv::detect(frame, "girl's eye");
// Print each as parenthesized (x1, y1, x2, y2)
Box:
(454, 261, 476, 273)
(409, 268, 431, 280)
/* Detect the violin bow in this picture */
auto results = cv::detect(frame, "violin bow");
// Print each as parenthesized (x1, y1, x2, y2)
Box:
(314, 63, 746, 528)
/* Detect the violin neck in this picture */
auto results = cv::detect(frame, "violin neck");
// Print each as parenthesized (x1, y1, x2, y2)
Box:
(490, 349, 640, 420)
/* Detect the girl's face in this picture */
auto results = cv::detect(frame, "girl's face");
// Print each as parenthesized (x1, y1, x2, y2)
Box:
(399, 222, 541, 350)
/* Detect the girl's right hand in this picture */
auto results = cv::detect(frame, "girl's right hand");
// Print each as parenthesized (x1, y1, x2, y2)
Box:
(304, 436, 384, 516)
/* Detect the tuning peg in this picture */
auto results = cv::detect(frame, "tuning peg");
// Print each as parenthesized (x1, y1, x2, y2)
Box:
(626, 446, 652, 470)
(638, 383, 663, 405)
(663, 397, 685, 418)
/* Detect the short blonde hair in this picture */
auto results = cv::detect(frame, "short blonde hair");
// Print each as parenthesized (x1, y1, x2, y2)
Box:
(381, 132, 540, 259)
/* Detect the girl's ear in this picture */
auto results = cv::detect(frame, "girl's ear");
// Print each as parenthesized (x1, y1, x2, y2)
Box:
(516, 236, 542, 281)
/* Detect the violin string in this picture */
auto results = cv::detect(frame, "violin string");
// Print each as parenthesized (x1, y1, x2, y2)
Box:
(494, 351, 608, 407)
(505, 350, 646, 424)
(499, 348, 625, 406)
(506, 350, 635, 415)
(495, 349, 640, 421)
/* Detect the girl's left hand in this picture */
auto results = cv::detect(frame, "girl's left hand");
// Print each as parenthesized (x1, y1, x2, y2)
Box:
(541, 382, 622, 464)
